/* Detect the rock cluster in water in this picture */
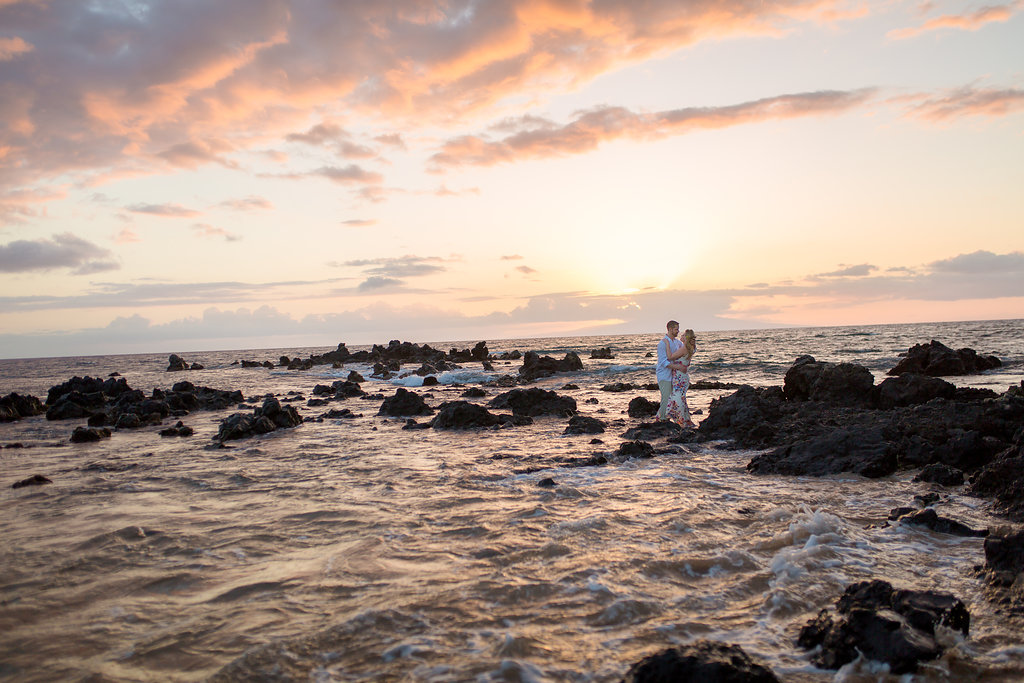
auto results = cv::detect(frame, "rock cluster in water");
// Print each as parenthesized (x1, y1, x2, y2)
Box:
(215, 396, 302, 441)
(694, 353, 1024, 514)
(798, 579, 969, 674)
(41, 376, 244, 435)
(889, 339, 1001, 377)
(621, 640, 780, 682)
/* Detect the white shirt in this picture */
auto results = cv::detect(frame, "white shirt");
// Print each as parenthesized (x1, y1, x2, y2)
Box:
(655, 334, 682, 382)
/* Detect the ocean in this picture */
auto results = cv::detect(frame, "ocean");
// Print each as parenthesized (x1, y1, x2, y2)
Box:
(2, 319, 1023, 682)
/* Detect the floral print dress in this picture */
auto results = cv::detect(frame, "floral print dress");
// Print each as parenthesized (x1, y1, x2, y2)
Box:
(666, 359, 693, 427)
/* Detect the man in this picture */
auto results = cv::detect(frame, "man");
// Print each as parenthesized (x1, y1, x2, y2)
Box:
(656, 320, 682, 420)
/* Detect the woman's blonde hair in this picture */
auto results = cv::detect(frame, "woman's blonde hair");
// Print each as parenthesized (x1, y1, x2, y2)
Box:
(684, 329, 696, 350)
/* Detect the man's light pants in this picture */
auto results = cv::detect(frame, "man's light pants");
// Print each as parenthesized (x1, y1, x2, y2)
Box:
(658, 379, 672, 420)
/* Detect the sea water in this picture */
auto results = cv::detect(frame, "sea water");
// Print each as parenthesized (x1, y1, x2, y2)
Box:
(1, 320, 1023, 681)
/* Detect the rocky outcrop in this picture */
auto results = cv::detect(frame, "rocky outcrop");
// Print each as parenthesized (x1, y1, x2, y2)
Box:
(590, 347, 615, 359)
(621, 641, 779, 683)
(873, 373, 955, 409)
(518, 350, 583, 383)
(167, 354, 204, 371)
(377, 388, 433, 417)
(159, 421, 194, 437)
(431, 401, 508, 430)
(70, 426, 112, 443)
(563, 415, 606, 435)
(488, 388, 576, 417)
(12, 474, 53, 489)
(798, 579, 969, 674)
(698, 356, 1024, 483)
(621, 422, 685, 441)
(215, 397, 302, 441)
(891, 507, 987, 537)
(971, 430, 1024, 521)
(44, 376, 242, 427)
(784, 355, 874, 407)
(913, 463, 964, 486)
(888, 339, 1001, 376)
(1, 392, 45, 422)
(627, 396, 659, 418)
(980, 526, 1024, 609)
(447, 341, 489, 362)
(313, 380, 366, 399)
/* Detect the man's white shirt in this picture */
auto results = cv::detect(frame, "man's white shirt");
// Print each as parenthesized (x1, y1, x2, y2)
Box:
(656, 335, 682, 382)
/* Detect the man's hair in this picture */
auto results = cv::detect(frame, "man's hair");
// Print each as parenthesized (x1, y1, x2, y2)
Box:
(666, 320, 679, 329)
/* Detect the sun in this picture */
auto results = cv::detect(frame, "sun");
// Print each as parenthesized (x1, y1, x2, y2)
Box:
(580, 239, 691, 295)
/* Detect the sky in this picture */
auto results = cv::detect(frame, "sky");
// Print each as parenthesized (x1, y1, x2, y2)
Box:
(0, 0, 1022, 359)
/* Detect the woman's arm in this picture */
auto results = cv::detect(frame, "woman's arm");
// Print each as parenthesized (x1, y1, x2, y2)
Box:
(667, 343, 687, 361)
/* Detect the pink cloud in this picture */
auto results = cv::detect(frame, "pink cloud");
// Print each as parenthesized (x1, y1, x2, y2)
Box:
(0, 36, 32, 61)
(888, 2, 1021, 39)
(907, 86, 1024, 121)
(0, 0, 864, 201)
(430, 89, 876, 168)
(127, 203, 202, 218)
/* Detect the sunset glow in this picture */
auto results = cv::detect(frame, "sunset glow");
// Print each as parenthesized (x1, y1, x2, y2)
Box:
(0, 0, 1022, 357)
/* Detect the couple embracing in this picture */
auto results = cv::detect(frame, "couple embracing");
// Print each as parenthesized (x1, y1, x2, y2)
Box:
(655, 320, 696, 428)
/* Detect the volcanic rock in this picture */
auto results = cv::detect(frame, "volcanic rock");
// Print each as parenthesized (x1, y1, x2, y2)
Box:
(0, 392, 45, 422)
(798, 579, 969, 674)
(518, 350, 583, 382)
(621, 641, 779, 683)
(627, 396, 659, 418)
(488, 388, 576, 417)
(70, 426, 112, 443)
(893, 508, 987, 537)
(873, 373, 955, 409)
(783, 355, 874, 407)
(12, 474, 53, 489)
(563, 415, 606, 435)
(378, 388, 434, 417)
(431, 401, 502, 430)
(888, 339, 1001, 377)
(913, 463, 964, 486)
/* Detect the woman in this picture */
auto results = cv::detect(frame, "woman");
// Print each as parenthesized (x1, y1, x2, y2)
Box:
(666, 329, 696, 428)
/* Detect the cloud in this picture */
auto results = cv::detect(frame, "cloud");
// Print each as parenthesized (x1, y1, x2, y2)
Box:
(340, 218, 376, 227)
(287, 123, 377, 158)
(157, 139, 238, 169)
(192, 223, 242, 241)
(357, 276, 404, 291)
(374, 133, 406, 149)
(516, 265, 537, 274)
(928, 250, 1024, 274)
(2, 248, 1023, 358)
(312, 165, 384, 184)
(816, 264, 877, 278)
(0, 232, 118, 274)
(435, 184, 481, 196)
(0, 36, 32, 61)
(286, 123, 347, 145)
(888, 2, 1022, 39)
(114, 227, 140, 244)
(501, 254, 524, 260)
(218, 196, 273, 211)
(907, 85, 1024, 121)
(430, 89, 876, 168)
(127, 203, 202, 218)
(0, 0, 868, 199)
(339, 255, 448, 278)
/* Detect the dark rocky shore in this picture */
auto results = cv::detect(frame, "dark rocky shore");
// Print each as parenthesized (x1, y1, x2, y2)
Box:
(6, 336, 1024, 679)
